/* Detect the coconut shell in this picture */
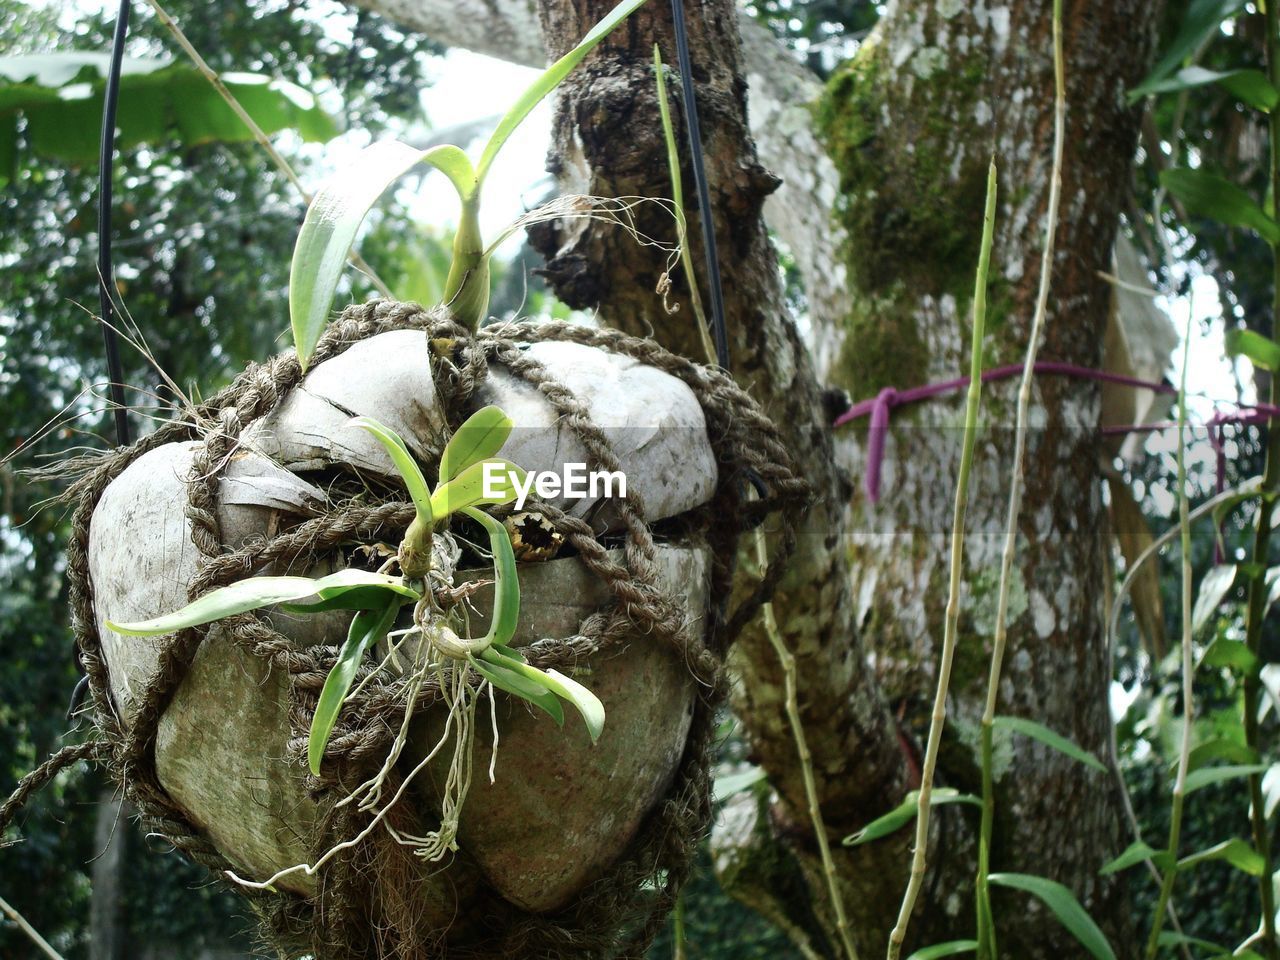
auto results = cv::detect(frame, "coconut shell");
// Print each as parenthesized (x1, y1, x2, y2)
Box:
(87, 331, 717, 911)
(418, 544, 706, 913)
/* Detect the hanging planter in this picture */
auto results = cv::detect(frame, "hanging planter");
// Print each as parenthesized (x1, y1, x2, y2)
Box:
(37, 2, 812, 956)
(69, 302, 804, 956)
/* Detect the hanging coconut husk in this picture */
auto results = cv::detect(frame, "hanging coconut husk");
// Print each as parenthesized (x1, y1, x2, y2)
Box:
(52, 300, 807, 959)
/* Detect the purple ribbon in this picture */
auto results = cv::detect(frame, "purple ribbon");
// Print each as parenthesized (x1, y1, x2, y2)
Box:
(835, 360, 1278, 504)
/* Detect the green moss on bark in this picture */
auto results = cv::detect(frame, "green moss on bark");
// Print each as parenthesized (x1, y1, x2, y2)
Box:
(831, 286, 926, 398)
(816, 30, 993, 397)
(816, 40, 989, 298)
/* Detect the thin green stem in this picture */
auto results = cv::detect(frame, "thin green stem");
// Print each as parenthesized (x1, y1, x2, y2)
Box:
(1239, 4, 1280, 954)
(653, 46, 717, 368)
(1144, 304, 1196, 960)
(753, 528, 860, 960)
(886, 158, 998, 960)
(974, 5, 1063, 957)
(441, 194, 489, 329)
(144, 0, 394, 299)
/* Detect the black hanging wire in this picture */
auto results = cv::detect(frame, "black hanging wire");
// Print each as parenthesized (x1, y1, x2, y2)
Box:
(668, 0, 730, 371)
(98, 0, 134, 448)
(68, 0, 136, 718)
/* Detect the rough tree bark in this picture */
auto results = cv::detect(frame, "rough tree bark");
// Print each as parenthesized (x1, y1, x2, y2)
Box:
(817, 2, 1159, 954)
(337, 0, 1159, 955)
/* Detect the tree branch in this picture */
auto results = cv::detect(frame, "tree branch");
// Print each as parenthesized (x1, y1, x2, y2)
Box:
(346, 0, 853, 374)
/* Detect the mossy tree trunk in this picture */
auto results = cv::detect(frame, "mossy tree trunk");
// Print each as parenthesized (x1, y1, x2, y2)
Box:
(812, 1, 1159, 954)
(346, 0, 1159, 954)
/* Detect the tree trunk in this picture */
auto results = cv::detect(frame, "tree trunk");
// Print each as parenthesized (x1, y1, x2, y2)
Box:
(816, 1, 1158, 953)
(337, 0, 1160, 954)
(90, 791, 126, 960)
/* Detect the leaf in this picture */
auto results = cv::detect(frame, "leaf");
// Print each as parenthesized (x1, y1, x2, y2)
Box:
(654, 46, 685, 216)
(1191, 564, 1237, 635)
(1183, 763, 1269, 795)
(1199, 638, 1259, 676)
(843, 789, 981, 847)
(1177, 838, 1265, 876)
(539, 669, 605, 744)
(0, 53, 336, 184)
(1136, 0, 1248, 89)
(288, 141, 475, 368)
(460, 506, 520, 648)
(987, 873, 1116, 960)
(1131, 66, 1278, 111)
(431, 459, 526, 518)
(1156, 931, 1231, 954)
(906, 942, 979, 960)
(351, 416, 433, 524)
(471, 655, 565, 725)
(308, 595, 401, 774)
(438, 406, 514, 484)
(992, 716, 1106, 773)
(1160, 168, 1280, 245)
(490, 642, 523, 663)
(1099, 840, 1173, 876)
(483, 647, 605, 743)
(106, 569, 417, 636)
(1226, 329, 1280, 372)
(283, 585, 418, 613)
(475, 0, 649, 185)
(713, 767, 767, 801)
(1184, 737, 1260, 772)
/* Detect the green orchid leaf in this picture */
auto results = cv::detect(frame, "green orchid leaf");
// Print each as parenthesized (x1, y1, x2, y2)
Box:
(483, 647, 604, 743)
(1199, 638, 1260, 676)
(993, 716, 1106, 773)
(1135, 0, 1248, 91)
(431, 459, 526, 518)
(308, 594, 401, 775)
(843, 788, 981, 847)
(906, 942, 979, 960)
(1183, 763, 1269, 795)
(351, 416, 434, 525)
(1160, 168, 1280, 245)
(987, 873, 1116, 960)
(1177, 838, 1265, 876)
(1182, 738, 1260, 772)
(460, 506, 521, 648)
(106, 569, 416, 636)
(1131, 66, 1278, 111)
(491, 643, 523, 662)
(1099, 840, 1173, 876)
(1156, 931, 1231, 954)
(474, 0, 648, 186)
(283, 583, 421, 613)
(289, 141, 476, 368)
(540, 668, 605, 744)
(439, 405, 513, 484)
(471, 654, 565, 726)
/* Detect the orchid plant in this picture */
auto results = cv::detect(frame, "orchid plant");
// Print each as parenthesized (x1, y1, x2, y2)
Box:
(107, 405, 604, 778)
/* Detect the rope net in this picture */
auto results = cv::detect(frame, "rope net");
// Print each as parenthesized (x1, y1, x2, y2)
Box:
(8, 300, 808, 959)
